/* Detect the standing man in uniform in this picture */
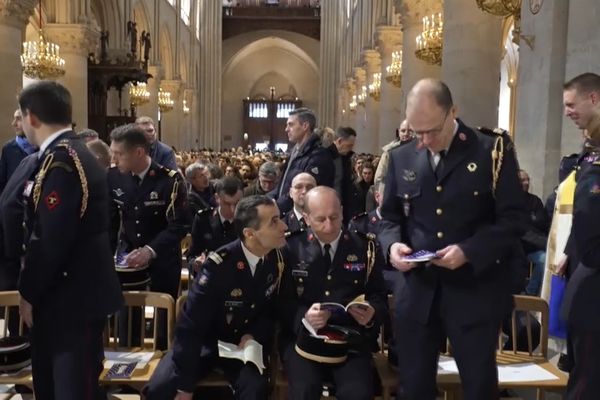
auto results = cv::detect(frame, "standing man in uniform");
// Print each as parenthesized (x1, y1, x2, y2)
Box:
(271, 107, 334, 214)
(144, 195, 288, 400)
(379, 79, 525, 400)
(136, 116, 177, 170)
(188, 176, 243, 274)
(108, 124, 190, 348)
(283, 172, 316, 235)
(18, 80, 123, 399)
(279, 186, 387, 400)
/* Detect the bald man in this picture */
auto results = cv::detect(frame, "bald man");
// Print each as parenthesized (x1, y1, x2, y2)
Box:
(278, 186, 387, 400)
(283, 172, 317, 234)
(378, 79, 526, 400)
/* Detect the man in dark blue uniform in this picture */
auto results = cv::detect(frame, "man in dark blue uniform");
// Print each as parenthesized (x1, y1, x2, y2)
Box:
(108, 124, 190, 348)
(188, 176, 243, 274)
(278, 186, 387, 400)
(0, 109, 36, 193)
(143, 195, 288, 400)
(271, 107, 334, 214)
(282, 172, 316, 235)
(18, 80, 123, 400)
(378, 79, 526, 400)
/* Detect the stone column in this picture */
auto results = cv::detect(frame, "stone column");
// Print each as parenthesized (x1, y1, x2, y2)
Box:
(353, 67, 368, 152)
(399, 3, 441, 119)
(515, 0, 569, 198)
(376, 25, 403, 149)
(0, 0, 35, 143)
(45, 23, 99, 129)
(137, 64, 162, 123)
(199, 0, 222, 149)
(362, 49, 381, 154)
(318, 0, 343, 128)
(160, 79, 182, 149)
(441, 0, 503, 128)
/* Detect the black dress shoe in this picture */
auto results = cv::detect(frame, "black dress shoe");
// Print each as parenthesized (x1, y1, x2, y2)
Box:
(557, 352, 572, 372)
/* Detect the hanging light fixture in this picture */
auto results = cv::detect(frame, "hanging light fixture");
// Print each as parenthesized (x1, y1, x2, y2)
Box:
(21, 0, 66, 79)
(349, 95, 357, 113)
(182, 99, 190, 116)
(475, 0, 532, 47)
(158, 88, 174, 113)
(368, 73, 381, 101)
(129, 82, 150, 107)
(415, 12, 443, 65)
(385, 50, 402, 88)
(357, 85, 367, 107)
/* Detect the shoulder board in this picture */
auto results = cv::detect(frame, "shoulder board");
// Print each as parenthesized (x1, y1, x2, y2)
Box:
(285, 228, 305, 238)
(207, 250, 226, 265)
(168, 169, 178, 177)
(352, 211, 368, 220)
(197, 207, 214, 215)
(593, 160, 600, 166)
(49, 160, 73, 172)
(477, 126, 508, 136)
(349, 229, 377, 241)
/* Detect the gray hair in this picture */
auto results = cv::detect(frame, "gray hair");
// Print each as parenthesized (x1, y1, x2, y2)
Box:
(185, 162, 207, 180)
(259, 161, 279, 179)
(78, 128, 99, 139)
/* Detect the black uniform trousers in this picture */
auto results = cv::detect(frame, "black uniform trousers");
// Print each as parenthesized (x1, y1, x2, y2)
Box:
(395, 288, 500, 400)
(31, 308, 105, 400)
(283, 344, 374, 400)
(566, 326, 600, 400)
(144, 346, 267, 400)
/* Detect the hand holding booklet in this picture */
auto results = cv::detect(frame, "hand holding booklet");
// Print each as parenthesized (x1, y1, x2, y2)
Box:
(218, 339, 265, 374)
(400, 250, 440, 263)
(319, 294, 372, 316)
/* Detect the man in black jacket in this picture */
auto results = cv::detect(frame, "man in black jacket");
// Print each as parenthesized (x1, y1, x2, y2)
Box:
(0, 109, 36, 193)
(136, 115, 177, 170)
(328, 126, 356, 224)
(271, 108, 334, 214)
(18, 80, 123, 400)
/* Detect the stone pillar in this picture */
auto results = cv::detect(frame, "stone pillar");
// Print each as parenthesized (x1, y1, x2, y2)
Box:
(353, 67, 368, 152)
(199, 0, 222, 149)
(376, 25, 403, 149)
(399, 4, 441, 119)
(362, 50, 381, 154)
(137, 64, 162, 123)
(515, 0, 569, 198)
(318, 0, 343, 128)
(441, 0, 503, 128)
(159, 79, 182, 149)
(0, 0, 35, 143)
(45, 23, 99, 130)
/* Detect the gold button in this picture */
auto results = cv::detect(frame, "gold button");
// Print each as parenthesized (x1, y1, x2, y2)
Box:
(22, 222, 26, 228)
(251, 303, 255, 309)
(496, 259, 500, 264)
(63, 271, 68, 277)
(437, 232, 444, 239)
(327, 275, 331, 280)
(298, 278, 304, 283)
(22, 244, 26, 251)
(354, 280, 358, 284)
(134, 206, 138, 211)
(404, 193, 409, 199)
(136, 233, 141, 238)
(229, 307, 233, 311)
(325, 290, 330, 296)
(474, 191, 479, 196)
(234, 329, 238, 333)
(136, 220, 140, 224)
(436, 208, 442, 215)
(244, 319, 248, 324)
(436, 185, 442, 192)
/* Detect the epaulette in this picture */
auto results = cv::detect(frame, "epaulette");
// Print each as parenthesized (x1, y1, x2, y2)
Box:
(350, 229, 377, 241)
(207, 249, 228, 265)
(197, 207, 214, 216)
(351, 211, 368, 220)
(285, 228, 305, 238)
(477, 126, 508, 136)
(382, 139, 402, 152)
(168, 169, 178, 178)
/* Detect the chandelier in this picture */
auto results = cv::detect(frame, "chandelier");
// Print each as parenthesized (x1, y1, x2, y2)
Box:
(349, 95, 357, 113)
(385, 50, 402, 88)
(415, 12, 443, 65)
(475, 0, 525, 46)
(182, 99, 190, 115)
(158, 88, 174, 113)
(357, 85, 367, 107)
(129, 82, 150, 107)
(368, 73, 381, 101)
(21, 1, 66, 79)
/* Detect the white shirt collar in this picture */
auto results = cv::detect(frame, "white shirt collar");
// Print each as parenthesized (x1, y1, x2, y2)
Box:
(316, 230, 343, 258)
(38, 127, 71, 158)
(293, 207, 304, 222)
(240, 241, 262, 276)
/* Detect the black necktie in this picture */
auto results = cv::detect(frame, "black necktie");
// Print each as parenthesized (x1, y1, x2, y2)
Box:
(223, 220, 232, 231)
(299, 217, 306, 229)
(434, 150, 446, 178)
(323, 243, 332, 267)
(133, 175, 142, 186)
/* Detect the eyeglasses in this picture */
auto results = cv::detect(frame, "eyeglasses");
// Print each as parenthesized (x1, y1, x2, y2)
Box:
(412, 109, 451, 136)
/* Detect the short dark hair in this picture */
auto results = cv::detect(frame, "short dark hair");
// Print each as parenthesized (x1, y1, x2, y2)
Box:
(234, 195, 276, 240)
(564, 73, 600, 95)
(110, 123, 150, 154)
(18, 80, 72, 125)
(215, 176, 243, 196)
(289, 107, 317, 131)
(335, 126, 357, 140)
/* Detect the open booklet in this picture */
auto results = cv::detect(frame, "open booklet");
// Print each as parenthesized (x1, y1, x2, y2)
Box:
(218, 339, 265, 375)
(319, 294, 371, 316)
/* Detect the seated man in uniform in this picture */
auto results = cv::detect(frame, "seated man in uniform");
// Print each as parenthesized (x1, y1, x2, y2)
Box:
(283, 172, 316, 235)
(278, 186, 387, 400)
(187, 176, 243, 274)
(144, 195, 288, 400)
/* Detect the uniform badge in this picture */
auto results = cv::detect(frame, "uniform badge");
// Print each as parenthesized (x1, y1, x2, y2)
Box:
(45, 191, 60, 210)
(198, 273, 209, 286)
(298, 261, 309, 270)
(226, 313, 233, 325)
(148, 170, 156, 177)
(344, 263, 365, 271)
(296, 285, 304, 296)
(347, 254, 358, 262)
(150, 191, 158, 200)
(311, 167, 319, 175)
(307, 233, 314, 241)
(230, 288, 243, 297)
(590, 184, 600, 194)
(459, 132, 467, 141)
(267, 273, 274, 283)
(237, 261, 245, 270)
(371, 216, 377, 223)
(402, 169, 417, 182)
(113, 188, 124, 197)
(344, 233, 350, 240)
(467, 163, 477, 172)
(265, 283, 276, 297)
(23, 181, 34, 197)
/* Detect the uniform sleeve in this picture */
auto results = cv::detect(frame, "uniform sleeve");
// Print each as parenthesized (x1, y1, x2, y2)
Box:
(0, 146, 9, 194)
(364, 245, 388, 333)
(172, 260, 223, 392)
(147, 175, 191, 256)
(378, 151, 404, 260)
(459, 136, 528, 275)
(275, 247, 307, 335)
(187, 212, 205, 261)
(573, 166, 600, 269)
(306, 148, 334, 188)
(19, 152, 82, 306)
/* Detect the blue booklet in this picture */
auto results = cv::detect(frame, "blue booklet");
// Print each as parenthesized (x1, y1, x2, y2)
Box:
(400, 250, 440, 263)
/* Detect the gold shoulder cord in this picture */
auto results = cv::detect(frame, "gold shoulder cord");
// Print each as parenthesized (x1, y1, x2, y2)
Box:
(365, 235, 375, 286)
(491, 136, 504, 197)
(67, 147, 89, 217)
(166, 178, 179, 219)
(275, 248, 285, 294)
(32, 153, 54, 212)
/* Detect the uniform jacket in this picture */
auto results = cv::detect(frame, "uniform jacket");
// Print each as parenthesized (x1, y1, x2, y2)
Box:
(20, 131, 123, 319)
(187, 186, 215, 216)
(172, 239, 283, 391)
(378, 120, 527, 326)
(283, 209, 307, 235)
(0, 138, 29, 193)
(188, 207, 237, 264)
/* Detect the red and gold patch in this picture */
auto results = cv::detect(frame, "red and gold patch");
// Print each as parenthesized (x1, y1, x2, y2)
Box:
(237, 261, 245, 270)
(459, 132, 467, 141)
(45, 191, 60, 210)
(148, 169, 156, 177)
(307, 233, 314, 241)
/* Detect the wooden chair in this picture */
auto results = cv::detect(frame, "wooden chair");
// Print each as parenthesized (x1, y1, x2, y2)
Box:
(0, 291, 33, 390)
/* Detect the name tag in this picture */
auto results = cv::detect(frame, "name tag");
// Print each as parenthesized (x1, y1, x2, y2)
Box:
(224, 300, 244, 308)
(23, 181, 34, 197)
(292, 269, 309, 277)
(144, 200, 166, 206)
(344, 263, 365, 272)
